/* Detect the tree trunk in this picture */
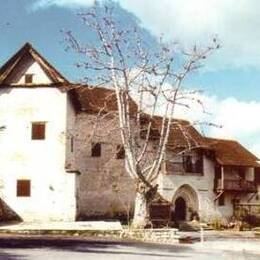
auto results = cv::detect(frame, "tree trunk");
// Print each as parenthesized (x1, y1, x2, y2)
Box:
(131, 192, 150, 228)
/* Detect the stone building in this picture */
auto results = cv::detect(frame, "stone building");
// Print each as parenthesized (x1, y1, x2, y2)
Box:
(0, 43, 259, 223)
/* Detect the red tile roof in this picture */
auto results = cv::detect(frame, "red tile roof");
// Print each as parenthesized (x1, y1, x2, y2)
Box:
(143, 115, 208, 149)
(205, 137, 259, 167)
(69, 85, 138, 114)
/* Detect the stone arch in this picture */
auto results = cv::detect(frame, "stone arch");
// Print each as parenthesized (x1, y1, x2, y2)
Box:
(172, 184, 199, 221)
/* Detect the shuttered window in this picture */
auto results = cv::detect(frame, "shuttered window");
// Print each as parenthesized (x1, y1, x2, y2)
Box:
(17, 180, 31, 197)
(31, 122, 46, 140)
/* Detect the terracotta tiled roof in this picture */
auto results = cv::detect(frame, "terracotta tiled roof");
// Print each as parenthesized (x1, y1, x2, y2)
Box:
(140, 114, 208, 150)
(205, 137, 260, 167)
(69, 85, 138, 114)
(70, 86, 206, 149)
(164, 119, 208, 149)
(0, 42, 69, 85)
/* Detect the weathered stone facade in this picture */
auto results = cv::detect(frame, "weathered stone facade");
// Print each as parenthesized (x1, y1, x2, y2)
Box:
(72, 113, 136, 220)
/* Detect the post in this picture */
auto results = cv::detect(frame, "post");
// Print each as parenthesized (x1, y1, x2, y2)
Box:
(200, 224, 204, 243)
(221, 166, 224, 190)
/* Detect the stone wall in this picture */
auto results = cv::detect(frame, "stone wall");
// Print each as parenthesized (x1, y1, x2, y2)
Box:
(72, 113, 136, 220)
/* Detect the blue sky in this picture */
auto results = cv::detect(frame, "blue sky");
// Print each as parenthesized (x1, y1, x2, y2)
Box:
(1, 0, 260, 155)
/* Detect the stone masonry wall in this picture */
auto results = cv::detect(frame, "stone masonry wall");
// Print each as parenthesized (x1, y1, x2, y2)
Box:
(73, 113, 136, 220)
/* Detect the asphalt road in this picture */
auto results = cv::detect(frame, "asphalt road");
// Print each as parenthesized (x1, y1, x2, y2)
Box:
(0, 236, 259, 260)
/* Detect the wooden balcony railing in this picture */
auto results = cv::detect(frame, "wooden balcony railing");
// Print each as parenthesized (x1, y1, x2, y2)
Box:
(215, 179, 257, 193)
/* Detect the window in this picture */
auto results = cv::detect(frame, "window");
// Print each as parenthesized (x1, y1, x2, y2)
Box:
(182, 153, 203, 174)
(17, 180, 31, 197)
(218, 194, 225, 206)
(31, 122, 46, 140)
(238, 167, 245, 180)
(70, 137, 74, 153)
(25, 74, 33, 84)
(183, 155, 193, 172)
(116, 145, 125, 159)
(91, 142, 101, 157)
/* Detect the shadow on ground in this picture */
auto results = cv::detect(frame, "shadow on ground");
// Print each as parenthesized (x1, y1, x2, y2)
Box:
(0, 237, 190, 258)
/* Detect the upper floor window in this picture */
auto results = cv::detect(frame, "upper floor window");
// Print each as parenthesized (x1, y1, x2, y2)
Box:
(183, 153, 203, 174)
(25, 74, 33, 84)
(116, 145, 125, 159)
(17, 180, 31, 197)
(31, 122, 46, 140)
(183, 155, 193, 172)
(91, 142, 101, 157)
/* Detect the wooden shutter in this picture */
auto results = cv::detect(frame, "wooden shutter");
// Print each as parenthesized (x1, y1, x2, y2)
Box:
(25, 74, 33, 84)
(32, 122, 45, 140)
(17, 180, 31, 197)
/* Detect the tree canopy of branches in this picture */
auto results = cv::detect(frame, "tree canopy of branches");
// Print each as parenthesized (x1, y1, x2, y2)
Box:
(65, 2, 219, 228)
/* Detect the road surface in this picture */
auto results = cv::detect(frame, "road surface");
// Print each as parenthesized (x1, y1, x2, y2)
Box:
(0, 236, 259, 259)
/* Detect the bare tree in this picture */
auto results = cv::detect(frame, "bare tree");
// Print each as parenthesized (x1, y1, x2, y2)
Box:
(65, 2, 219, 228)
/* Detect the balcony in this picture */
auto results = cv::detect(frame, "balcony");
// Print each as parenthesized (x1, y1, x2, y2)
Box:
(215, 179, 257, 193)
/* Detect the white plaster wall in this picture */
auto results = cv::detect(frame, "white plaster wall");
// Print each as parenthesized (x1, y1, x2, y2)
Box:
(157, 155, 218, 222)
(17, 62, 51, 84)
(216, 194, 234, 218)
(0, 87, 76, 221)
(65, 95, 76, 171)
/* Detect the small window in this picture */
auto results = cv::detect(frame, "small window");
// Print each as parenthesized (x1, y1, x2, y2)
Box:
(31, 122, 46, 140)
(116, 145, 125, 159)
(91, 142, 101, 157)
(25, 74, 33, 84)
(17, 180, 31, 197)
(183, 155, 193, 172)
(218, 194, 225, 206)
(70, 137, 74, 153)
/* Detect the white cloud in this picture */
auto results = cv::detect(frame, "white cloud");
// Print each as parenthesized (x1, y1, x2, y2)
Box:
(117, 0, 260, 70)
(172, 93, 260, 157)
(32, 0, 260, 70)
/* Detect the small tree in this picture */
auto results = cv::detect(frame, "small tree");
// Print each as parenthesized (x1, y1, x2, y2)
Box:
(65, 2, 219, 228)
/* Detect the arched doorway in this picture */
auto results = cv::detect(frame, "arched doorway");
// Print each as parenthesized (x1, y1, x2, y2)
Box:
(175, 197, 186, 221)
(172, 184, 199, 222)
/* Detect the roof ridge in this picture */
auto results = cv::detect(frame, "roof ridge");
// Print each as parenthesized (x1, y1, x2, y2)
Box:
(205, 137, 238, 142)
(0, 42, 69, 85)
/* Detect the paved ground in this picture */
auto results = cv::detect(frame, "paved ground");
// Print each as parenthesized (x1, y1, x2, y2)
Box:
(0, 221, 122, 231)
(0, 236, 259, 260)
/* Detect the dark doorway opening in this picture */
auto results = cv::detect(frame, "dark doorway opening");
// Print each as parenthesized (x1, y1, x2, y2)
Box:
(175, 197, 186, 221)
